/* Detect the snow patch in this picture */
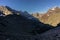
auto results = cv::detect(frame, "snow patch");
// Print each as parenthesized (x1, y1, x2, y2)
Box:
(47, 14, 49, 16)
(51, 8, 55, 10)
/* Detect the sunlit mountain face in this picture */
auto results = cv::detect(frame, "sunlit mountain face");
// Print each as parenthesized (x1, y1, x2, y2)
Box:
(32, 7, 60, 27)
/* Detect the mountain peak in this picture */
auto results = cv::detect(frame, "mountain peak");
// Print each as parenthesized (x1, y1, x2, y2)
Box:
(50, 6, 60, 10)
(0, 6, 14, 16)
(47, 6, 60, 13)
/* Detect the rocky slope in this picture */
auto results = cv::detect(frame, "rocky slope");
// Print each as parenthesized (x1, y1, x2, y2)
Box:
(34, 24, 60, 40)
(32, 7, 60, 27)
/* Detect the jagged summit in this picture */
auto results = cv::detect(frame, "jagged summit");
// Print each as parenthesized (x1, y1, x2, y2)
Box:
(0, 6, 39, 21)
(0, 6, 13, 15)
(50, 6, 60, 10)
(0, 6, 21, 16)
(47, 6, 60, 13)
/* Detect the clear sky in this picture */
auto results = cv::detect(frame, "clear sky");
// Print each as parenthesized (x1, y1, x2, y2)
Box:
(0, 0, 60, 14)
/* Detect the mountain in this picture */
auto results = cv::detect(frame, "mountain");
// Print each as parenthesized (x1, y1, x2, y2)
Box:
(0, 6, 40, 33)
(0, 6, 53, 40)
(0, 6, 39, 21)
(32, 13, 43, 18)
(32, 7, 60, 27)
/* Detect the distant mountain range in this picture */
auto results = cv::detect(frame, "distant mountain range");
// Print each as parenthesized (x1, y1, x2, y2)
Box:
(32, 7, 60, 27)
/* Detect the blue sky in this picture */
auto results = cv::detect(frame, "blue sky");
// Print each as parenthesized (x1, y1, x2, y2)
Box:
(0, 0, 60, 14)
